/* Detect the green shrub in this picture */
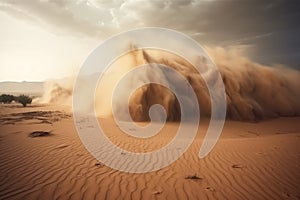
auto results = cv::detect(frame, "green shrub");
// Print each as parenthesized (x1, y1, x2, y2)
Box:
(0, 94, 15, 104)
(17, 95, 32, 107)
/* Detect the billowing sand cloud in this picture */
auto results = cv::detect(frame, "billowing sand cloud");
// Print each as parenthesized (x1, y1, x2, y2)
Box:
(209, 48, 300, 121)
(43, 47, 300, 122)
(41, 78, 73, 105)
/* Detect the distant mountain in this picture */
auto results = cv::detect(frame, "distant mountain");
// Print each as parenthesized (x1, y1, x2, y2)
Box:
(0, 81, 44, 96)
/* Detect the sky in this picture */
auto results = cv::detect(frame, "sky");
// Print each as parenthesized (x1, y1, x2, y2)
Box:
(0, 0, 299, 82)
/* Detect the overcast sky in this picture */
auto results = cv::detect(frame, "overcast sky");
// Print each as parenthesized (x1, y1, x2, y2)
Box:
(0, 0, 299, 81)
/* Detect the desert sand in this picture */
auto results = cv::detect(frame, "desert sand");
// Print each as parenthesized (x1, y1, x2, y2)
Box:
(0, 103, 300, 200)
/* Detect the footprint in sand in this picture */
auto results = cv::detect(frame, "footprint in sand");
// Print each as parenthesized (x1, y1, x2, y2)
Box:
(185, 175, 203, 182)
(231, 164, 243, 169)
(95, 163, 104, 167)
(153, 190, 162, 195)
(205, 187, 215, 192)
(55, 144, 69, 149)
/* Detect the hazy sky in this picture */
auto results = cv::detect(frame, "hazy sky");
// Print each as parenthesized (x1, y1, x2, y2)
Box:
(0, 0, 299, 81)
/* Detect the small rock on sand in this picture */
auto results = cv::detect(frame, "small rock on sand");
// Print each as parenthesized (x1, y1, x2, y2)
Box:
(29, 131, 52, 138)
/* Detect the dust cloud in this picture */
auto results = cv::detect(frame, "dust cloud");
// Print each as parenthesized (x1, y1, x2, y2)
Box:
(43, 47, 300, 122)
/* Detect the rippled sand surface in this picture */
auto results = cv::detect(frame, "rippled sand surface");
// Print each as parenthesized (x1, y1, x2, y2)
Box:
(1, 104, 300, 200)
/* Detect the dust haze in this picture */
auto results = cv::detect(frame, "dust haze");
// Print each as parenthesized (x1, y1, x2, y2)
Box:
(42, 47, 300, 122)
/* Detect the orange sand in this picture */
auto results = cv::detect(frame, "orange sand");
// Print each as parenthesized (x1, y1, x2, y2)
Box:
(0, 103, 300, 199)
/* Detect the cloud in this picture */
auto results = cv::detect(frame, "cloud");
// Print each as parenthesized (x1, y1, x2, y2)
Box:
(0, 0, 294, 39)
(0, 0, 299, 67)
(0, 0, 112, 37)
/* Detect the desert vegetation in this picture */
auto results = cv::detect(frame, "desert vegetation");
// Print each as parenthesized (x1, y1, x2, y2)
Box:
(0, 94, 32, 107)
(0, 94, 15, 104)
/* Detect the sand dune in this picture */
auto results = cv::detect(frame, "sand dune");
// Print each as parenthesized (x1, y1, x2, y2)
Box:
(0, 103, 300, 199)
